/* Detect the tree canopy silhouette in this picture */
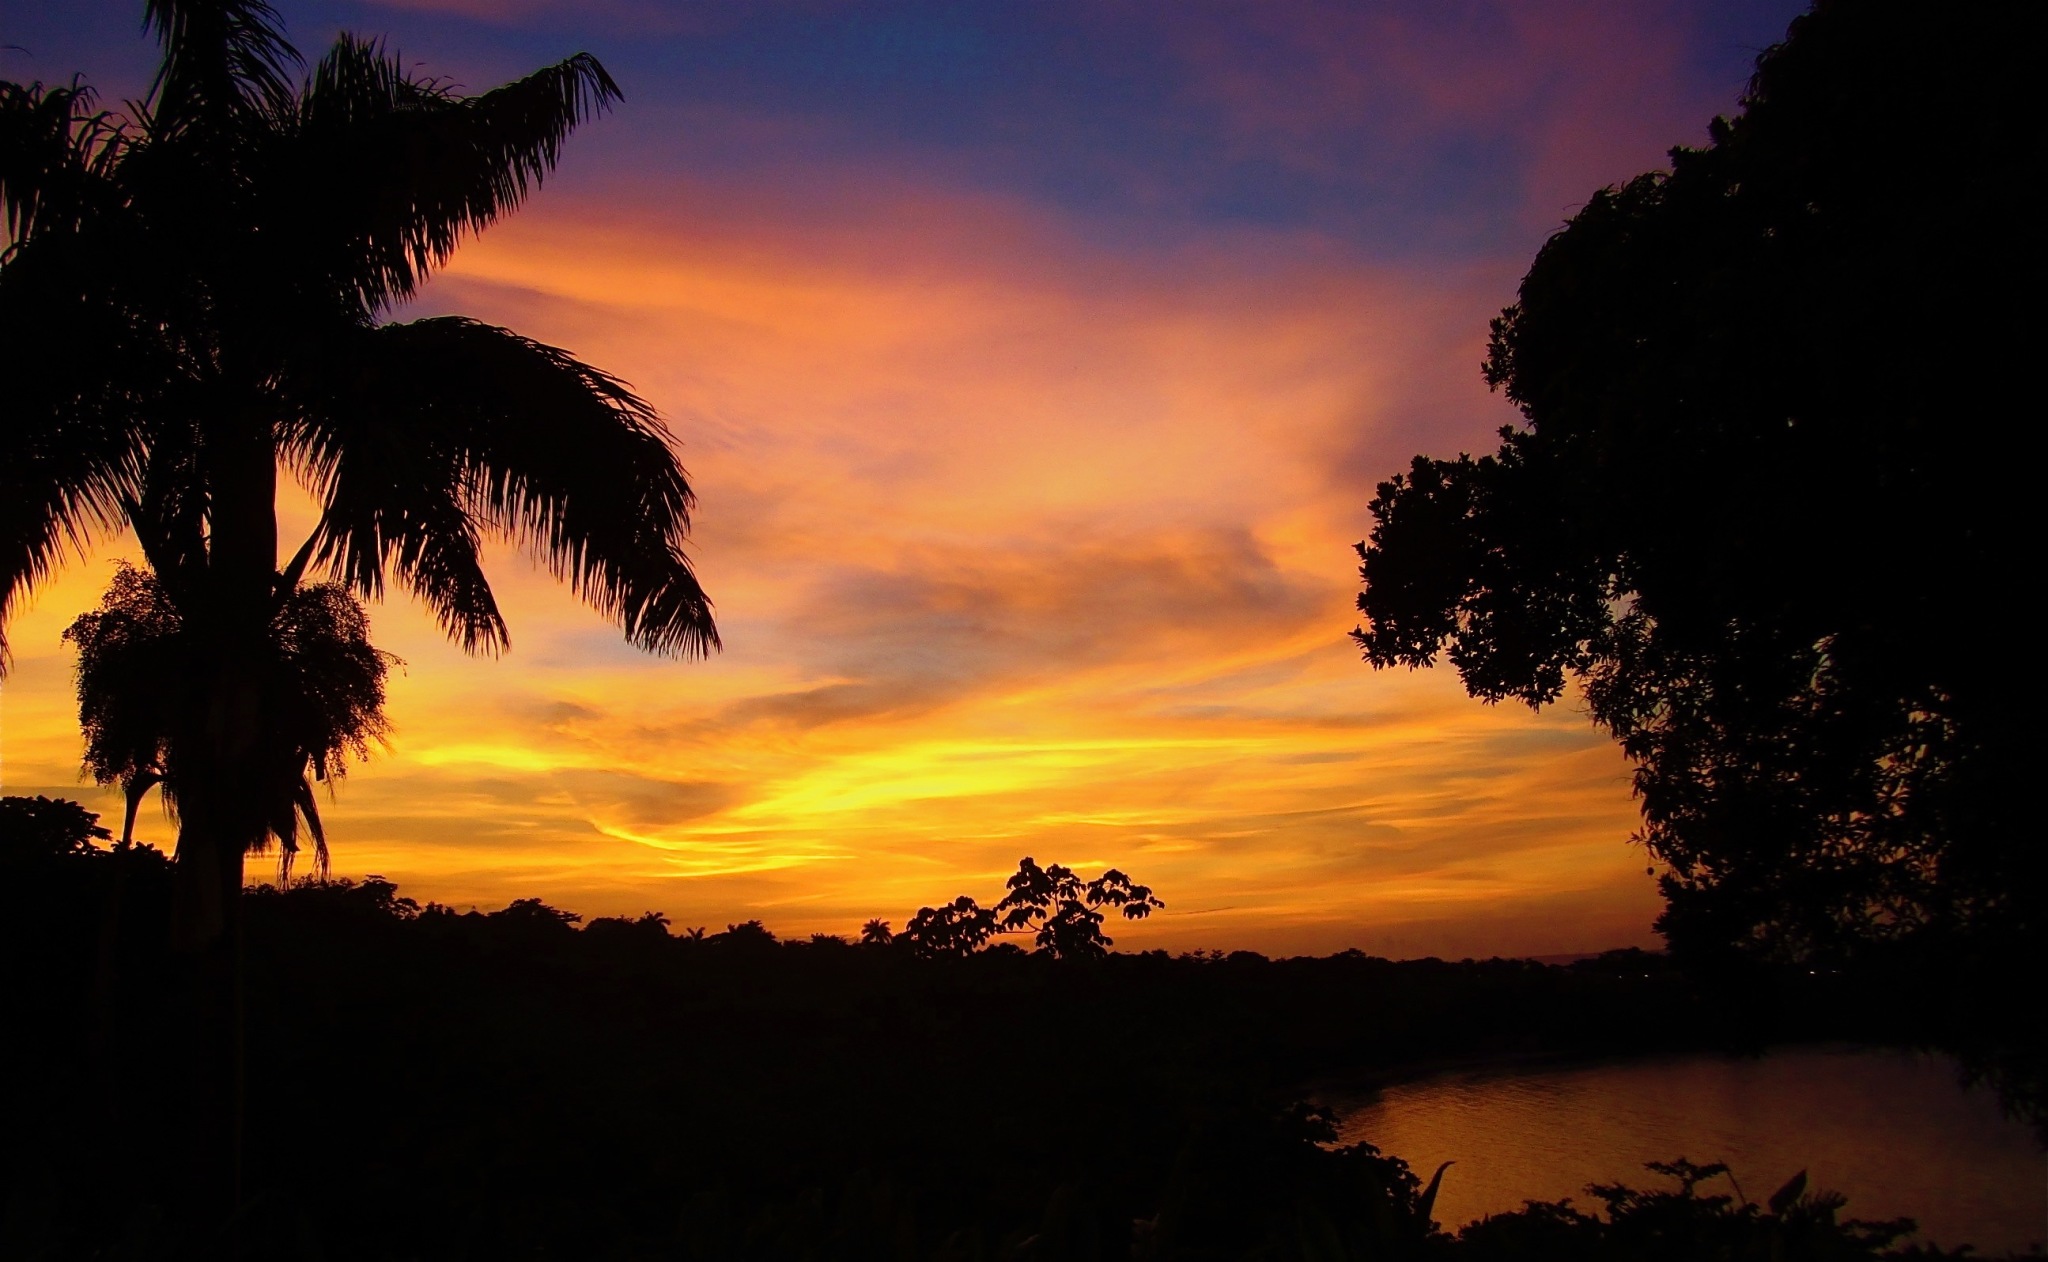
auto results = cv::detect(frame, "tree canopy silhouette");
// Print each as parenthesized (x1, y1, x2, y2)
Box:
(1352, 0, 2033, 967)
(898, 856, 1164, 959)
(65, 561, 394, 877)
(0, 794, 112, 860)
(0, 0, 717, 948)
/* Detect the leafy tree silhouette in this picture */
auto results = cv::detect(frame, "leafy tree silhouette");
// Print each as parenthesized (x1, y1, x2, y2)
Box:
(492, 897, 582, 929)
(65, 561, 394, 879)
(0, 2, 718, 956)
(1352, 0, 2034, 968)
(585, 910, 673, 947)
(900, 894, 999, 959)
(717, 918, 779, 952)
(996, 856, 1164, 959)
(898, 856, 1164, 960)
(0, 794, 112, 859)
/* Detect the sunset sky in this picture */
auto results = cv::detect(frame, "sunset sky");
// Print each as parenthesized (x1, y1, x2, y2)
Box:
(1, 0, 1807, 957)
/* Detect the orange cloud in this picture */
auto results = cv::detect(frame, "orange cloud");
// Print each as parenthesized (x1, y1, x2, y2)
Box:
(0, 169, 1659, 958)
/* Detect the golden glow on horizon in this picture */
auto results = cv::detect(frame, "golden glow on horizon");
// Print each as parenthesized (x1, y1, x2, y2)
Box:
(0, 182, 1662, 959)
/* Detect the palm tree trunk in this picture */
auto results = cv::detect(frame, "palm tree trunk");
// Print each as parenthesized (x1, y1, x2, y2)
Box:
(167, 407, 278, 1253)
(172, 405, 277, 948)
(167, 754, 256, 1254)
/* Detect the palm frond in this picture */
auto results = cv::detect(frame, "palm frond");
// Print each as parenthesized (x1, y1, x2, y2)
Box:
(124, 423, 210, 602)
(0, 299, 152, 674)
(283, 37, 619, 311)
(0, 73, 195, 678)
(284, 401, 510, 653)
(0, 431, 145, 673)
(277, 773, 328, 881)
(283, 317, 717, 657)
(0, 206, 177, 674)
(0, 78, 130, 260)
(143, 0, 299, 136)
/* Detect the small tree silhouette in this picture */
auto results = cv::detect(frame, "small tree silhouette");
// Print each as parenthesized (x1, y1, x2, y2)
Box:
(65, 562, 394, 878)
(899, 896, 998, 959)
(0, 795, 112, 859)
(894, 857, 1164, 960)
(995, 856, 1164, 959)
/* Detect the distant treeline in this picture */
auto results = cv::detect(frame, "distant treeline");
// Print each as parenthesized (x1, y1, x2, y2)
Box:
(4, 801, 2035, 1259)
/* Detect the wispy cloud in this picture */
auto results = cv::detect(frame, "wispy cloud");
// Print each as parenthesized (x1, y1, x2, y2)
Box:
(2, 0, 1802, 955)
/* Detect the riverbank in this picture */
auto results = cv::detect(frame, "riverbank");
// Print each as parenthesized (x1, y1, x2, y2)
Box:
(6, 853, 2040, 1257)
(1318, 1043, 2045, 1254)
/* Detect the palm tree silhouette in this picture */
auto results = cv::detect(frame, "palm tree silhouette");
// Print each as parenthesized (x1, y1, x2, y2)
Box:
(2, 1, 718, 950)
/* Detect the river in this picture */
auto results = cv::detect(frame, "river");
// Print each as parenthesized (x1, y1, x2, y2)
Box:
(1319, 1044, 2045, 1254)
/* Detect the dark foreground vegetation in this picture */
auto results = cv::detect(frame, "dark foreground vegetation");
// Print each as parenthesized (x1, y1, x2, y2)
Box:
(4, 0, 2041, 1254)
(5, 803, 2037, 1260)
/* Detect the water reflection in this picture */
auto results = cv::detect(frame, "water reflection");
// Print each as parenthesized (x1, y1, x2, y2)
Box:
(1321, 1044, 2045, 1254)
